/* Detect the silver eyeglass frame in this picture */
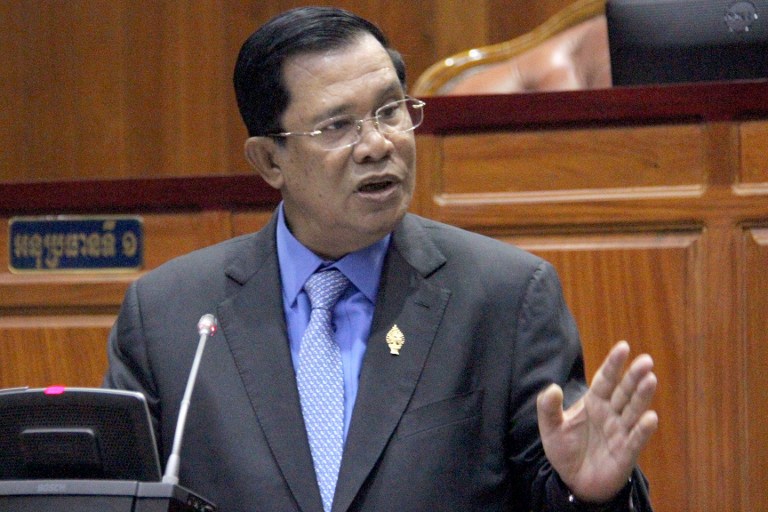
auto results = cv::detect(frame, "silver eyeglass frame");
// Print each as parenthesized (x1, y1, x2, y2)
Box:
(267, 96, 426, 151)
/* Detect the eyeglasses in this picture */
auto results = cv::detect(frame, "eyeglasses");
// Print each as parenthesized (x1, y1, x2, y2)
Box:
(268, 97, 426, 151)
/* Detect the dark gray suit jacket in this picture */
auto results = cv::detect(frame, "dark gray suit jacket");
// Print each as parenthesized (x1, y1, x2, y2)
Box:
(104, 212, 652, 512)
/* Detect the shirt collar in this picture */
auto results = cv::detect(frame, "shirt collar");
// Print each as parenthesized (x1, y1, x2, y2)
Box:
(276, 203, 390, 306)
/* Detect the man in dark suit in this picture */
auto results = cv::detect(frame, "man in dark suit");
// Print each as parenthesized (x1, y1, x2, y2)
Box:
(104, 6, 658, 512)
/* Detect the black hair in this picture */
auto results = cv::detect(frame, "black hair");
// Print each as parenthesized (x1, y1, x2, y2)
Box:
(233, 7, 406, 137)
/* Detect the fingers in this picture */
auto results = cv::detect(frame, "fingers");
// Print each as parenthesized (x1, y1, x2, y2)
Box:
(589, 341, 631, 401)
(616, 359, 657, 428)
(627, 409, 659, 455)
(536, 383, 565, 436)
(590, 341, 659, 429)
(610, 352, 653, 411)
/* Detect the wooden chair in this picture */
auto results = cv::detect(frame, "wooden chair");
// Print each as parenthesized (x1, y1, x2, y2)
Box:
(412, 0, 609, 96)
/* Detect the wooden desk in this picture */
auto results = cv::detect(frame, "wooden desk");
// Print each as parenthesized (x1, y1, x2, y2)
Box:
(414, 80, 768, 512)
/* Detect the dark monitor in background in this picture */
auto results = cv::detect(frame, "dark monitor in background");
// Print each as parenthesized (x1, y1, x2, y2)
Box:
(0, 387, 161, 482)
(607, 0, 768, 86)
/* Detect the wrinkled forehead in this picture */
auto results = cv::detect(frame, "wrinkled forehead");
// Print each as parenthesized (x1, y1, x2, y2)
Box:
(280, 34, 401, 117)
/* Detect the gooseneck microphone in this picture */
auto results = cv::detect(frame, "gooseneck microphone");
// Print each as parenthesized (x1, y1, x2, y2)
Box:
(162, 314, 218, 485)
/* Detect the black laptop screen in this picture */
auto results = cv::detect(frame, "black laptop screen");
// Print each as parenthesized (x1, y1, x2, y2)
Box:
(607, 0, 768, 85)
(0, 387, 161, 481)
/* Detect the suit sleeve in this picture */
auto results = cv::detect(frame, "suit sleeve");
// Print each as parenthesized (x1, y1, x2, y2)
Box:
(102, 280, 163, 453)
(505, 261, 654, 512)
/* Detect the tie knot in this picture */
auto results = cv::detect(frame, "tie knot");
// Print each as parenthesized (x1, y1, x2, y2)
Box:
(304, 269, 349, 311)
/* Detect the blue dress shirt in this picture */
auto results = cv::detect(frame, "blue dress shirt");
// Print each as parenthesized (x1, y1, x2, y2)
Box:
(276, 204, 390, 442)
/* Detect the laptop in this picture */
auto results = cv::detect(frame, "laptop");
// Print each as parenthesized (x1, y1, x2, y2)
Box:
(0, 387, 161, 481)
(606, 0, 768, 85)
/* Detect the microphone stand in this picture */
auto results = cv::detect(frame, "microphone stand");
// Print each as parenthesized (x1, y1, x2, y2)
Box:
(162, 314, 217, 486)
(0, 315, 219, 512)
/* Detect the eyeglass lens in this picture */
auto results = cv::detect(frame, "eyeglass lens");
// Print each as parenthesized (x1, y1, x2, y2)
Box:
(316, 99, 423, 150)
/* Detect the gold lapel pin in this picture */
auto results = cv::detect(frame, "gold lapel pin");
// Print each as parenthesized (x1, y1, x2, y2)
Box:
(386, 324, 405, 355)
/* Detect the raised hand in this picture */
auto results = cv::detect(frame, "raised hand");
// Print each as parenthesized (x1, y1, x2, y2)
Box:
(536, 341, 658, 504)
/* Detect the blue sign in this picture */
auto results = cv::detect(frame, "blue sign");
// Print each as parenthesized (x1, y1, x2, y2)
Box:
(9, 217, 143, 272)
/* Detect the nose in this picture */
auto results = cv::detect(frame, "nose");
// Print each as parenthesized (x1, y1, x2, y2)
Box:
(352, 118, 393, 162)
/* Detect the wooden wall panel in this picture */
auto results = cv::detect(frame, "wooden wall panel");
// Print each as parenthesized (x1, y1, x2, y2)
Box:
(693, 223, 744, 511)
(140, 211, 235, 268)
(1, 0, 559, 185)
(440, 125, 705, 196)
(740, 121, 768, 184)
(427, 0, 491, 60)
(0, 322, 112, 389)
(0, 204, 278, 391)
(496, 231, 696, 512)
(0, 2, 24, 180)
(0, 208, 275, 391)
(412, 89, 768, 510)
(744, 227, 768, 512)
(489, 0, 575, 43)
(1, 0, 248, 182)
(122, 1, 243, 180)
(232, 210, 276, 237)
(2, 2, 128, 182)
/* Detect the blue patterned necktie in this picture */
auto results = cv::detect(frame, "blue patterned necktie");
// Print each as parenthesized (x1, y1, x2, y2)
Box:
(297, 269, 349, 512)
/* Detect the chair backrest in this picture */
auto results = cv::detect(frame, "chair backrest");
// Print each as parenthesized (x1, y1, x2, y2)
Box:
(412, 0, 609, 96)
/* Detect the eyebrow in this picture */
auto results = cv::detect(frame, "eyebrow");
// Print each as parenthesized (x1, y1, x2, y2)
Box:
(309, 82, 405, 125)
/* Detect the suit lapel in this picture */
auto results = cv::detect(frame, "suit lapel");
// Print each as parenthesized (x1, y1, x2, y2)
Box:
(216, 218, 323, 512)
(212, 214, 449, 512)
(333, 215, 450, 512)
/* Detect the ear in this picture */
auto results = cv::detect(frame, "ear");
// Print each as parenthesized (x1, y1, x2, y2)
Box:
(244, 136, 284, 190)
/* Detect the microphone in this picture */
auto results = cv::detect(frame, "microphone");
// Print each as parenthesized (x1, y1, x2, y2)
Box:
(0, 316, 219, 511)
(162, 314, 218, 485)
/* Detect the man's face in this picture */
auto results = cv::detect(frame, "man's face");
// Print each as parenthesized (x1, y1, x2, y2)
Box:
(247, 34, 416, 260)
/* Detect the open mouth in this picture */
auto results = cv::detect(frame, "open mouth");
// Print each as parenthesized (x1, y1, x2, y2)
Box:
(358, 180, 395, 193)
